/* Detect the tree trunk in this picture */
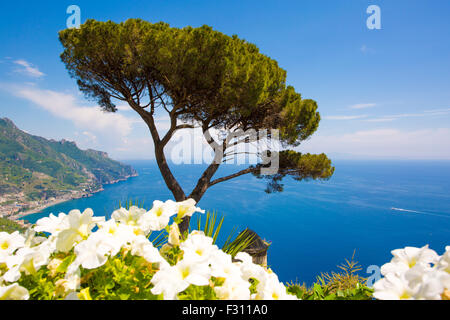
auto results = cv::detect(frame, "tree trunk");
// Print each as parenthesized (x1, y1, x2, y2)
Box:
(135, 107, 192, 234)
(153, 145, 193, 235)
(154, 145, 186, 202)
(178, 216, 190, 236)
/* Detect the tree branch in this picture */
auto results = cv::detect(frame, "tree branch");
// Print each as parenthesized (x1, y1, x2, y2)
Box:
(209, 167, 256, 187)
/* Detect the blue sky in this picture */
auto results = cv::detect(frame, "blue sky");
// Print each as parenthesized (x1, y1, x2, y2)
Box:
(0, 0, 449, 160)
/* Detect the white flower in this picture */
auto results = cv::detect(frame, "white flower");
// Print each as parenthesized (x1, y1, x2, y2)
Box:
(235, 251, 253, 265)
(34, 212, 69, 235)
(210, 250, 242, 280)
(72, 232, 119, 269)
(151, 259, 210, 300)
(96, 219, 136, 249)
(234, 252, 266, 282)
(144, 200, 177, 232)
(437, 246, 450, 273)
(112, 206, 147, 226)
(175, 199, 205, 219)
(112, 206, 157, 235)
(3, 255, 23, 283)
(3, 241, 52, 282)
(0, 231, 25, 263)
(21, 244, 52, 274)
(254, 272, 297, 300)
(374, 245, 450, 300)
(0, 283, 29, 300)
(130, 235, 166, 266)
(373, 273, 417, 300)
(380, 245, 439, 276)
(23, 229, 46, 248)
(55, 272, 81, 297)
(180, 231, 219, 263)
(168, 223, 181, 246)
(214, 277, 251, 300)
(55, 208, 103, 252)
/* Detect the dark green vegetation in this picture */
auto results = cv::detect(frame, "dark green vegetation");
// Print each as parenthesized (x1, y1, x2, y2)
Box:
(59, 19, 334, 233)
(0, 117, 136, 201)
(286, 253, 373, 300)
(0, 217, 26, 233)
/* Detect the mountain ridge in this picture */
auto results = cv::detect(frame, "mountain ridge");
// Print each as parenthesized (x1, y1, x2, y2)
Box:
(0, 117, 137, 217)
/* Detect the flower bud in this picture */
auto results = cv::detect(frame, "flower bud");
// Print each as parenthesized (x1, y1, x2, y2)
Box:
(168, 223, 181, 246)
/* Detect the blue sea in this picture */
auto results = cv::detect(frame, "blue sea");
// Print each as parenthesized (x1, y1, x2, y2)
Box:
(21, 160, 450, 285)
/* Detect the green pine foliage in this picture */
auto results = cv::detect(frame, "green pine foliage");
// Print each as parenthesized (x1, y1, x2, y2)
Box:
(58, 19, 334, 203)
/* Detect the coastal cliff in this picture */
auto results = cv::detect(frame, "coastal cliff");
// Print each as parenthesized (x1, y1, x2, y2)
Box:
(0, 117, 138, 218)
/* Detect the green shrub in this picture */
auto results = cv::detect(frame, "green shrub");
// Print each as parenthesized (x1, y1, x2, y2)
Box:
(0, 217, 26, 233)
(287, 252, 373, 300)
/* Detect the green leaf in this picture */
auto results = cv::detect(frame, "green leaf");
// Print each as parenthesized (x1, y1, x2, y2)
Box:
(56, 255, 76, 273)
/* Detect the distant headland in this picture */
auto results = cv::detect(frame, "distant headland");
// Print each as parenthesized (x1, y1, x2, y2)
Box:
(0, 117, 138, 224)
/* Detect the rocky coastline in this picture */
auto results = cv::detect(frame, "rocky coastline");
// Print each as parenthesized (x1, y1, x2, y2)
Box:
(2, 172, 139, 226)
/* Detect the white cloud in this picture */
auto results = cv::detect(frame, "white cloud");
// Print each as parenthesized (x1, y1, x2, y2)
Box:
(13, 60, 45, 78)
(324, 115, 368, 120)
(300, 128, 450, 160)
(3, 84, 198, 159)
(365, 108, 450, 122)
(349, 103, 376, 110)
(364, 118, 395, 123)
(14, 86, 136, 136)
(81, 131, 97, 143)
(325, 107, 450, 123)
(116, 105, 132, 111)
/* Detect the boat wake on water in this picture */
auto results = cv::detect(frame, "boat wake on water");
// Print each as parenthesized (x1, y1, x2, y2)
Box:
(390, 207, 450, 219)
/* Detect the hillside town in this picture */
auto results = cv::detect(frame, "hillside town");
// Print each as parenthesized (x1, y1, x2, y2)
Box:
(0, 187, 99, 221)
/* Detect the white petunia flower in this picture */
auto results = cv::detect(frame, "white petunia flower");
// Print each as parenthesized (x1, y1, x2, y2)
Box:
(3, 255, 23, 283)
(112, 206, 155, 235)
(404, 264, 450, 300)
(112, 206, 146, 226)
(254, 272, 297, 300)
(130, 235, 167, 267)
(3, 240, 52, 282)
(0, 283, 29, 300)
(234, 251, 266, 282)
(0, 231, 25, 263)
(55, 208, 103, 252)
(151, 259, 210, 300)
(23, 229, 46, 248)
(175, 199, 205, 219)
(373, 273, 418, 300)
(180, 231, 219, 263)
(25, 246, 51, 272)
(96, 219, 136, 249)
(214, 277, 251, 300)
(380, 245, 439, 276)
(210, 250, 242, 280)
(143, 200, 177, 232)
(437, 246, 450, 273)
(71, 232, 119, 270)
(34, 212, 69, 235)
